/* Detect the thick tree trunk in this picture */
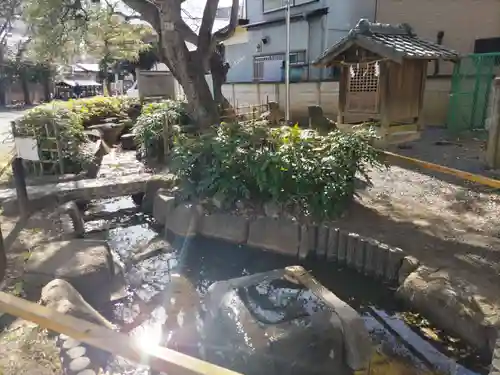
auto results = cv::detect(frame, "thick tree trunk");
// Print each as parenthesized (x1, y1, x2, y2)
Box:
(157, 11, 219, 129)
(0, 47, 6, 106)
(20, 75, 31, 105)
(0, 79, 6, 107)
(42, 77, 51, 102)
(209, 47, 232, 114)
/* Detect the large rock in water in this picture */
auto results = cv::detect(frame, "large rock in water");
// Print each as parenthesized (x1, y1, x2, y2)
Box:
(168, 267, 372, 375)
(397, 266, 498, 355)
(25, 239, 115, 309)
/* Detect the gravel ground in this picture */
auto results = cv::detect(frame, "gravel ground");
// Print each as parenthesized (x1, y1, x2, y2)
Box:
(334, 160, 500, 310)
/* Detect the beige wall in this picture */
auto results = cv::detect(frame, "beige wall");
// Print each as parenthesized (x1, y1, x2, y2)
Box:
(222, 78, 452, 127)
(376, 0, 500, 54)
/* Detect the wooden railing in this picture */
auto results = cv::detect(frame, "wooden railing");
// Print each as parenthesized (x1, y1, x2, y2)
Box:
(0, 291, 242, 375)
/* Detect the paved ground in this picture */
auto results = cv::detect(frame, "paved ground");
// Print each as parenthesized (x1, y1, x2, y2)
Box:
(388, 127, 493, 178)
(0, 108, 27, 155)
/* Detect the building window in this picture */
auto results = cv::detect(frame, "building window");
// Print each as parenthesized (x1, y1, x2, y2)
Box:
(253, 51, 306, 81)
(263, 0, 315, 13)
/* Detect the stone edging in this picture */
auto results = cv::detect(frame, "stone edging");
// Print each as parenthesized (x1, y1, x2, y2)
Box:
(153, 193, 413, 284)
(153, 191, 499, 363)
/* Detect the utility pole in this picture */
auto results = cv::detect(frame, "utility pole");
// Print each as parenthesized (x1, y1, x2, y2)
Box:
(285, 0, 291, 122)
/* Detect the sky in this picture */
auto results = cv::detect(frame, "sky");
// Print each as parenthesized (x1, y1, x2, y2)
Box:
(123, 0, 242, 33)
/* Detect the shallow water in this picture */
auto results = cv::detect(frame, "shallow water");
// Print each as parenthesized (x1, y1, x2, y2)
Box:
(85, 197, 488, 375)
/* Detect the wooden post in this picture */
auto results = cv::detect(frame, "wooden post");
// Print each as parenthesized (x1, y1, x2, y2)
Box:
(337, 66, 347, 125)
(12, 158, 29, 218)
(378, 63, 391, 147)
(485, 78, 500, 169)
(416, 62, 427, 131)
(53, 121, 65, 175)
(231, 84, 236, 109)
(163, 114, 170, 163)
(0, 226, 5, 284)
(257, 83, 261, 106)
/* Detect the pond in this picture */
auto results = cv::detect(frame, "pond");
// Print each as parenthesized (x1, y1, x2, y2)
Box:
(84, 197, 489, 375)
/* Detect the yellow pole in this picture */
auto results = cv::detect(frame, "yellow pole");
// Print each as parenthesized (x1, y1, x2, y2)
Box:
(382, 151, 500, 189)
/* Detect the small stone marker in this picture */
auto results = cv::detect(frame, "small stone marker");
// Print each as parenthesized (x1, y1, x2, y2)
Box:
(385, 247, 405, 282)
(316, 225, 329, 258)
(327, 228, 339, 261)
(337, 230, 349, 264)
(355, 237, 367, 272)
(308, 224, 318, 255)
(61, 201, 85, 238)
(374, 242, 389, 279)
(298, 225, 309, 259)
(363, 240, 377, 276)
(346, 233, 359, 267)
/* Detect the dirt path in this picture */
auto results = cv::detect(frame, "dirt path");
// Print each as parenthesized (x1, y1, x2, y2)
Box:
(334, 161, 500, 311)
(0, 210, 74, 375)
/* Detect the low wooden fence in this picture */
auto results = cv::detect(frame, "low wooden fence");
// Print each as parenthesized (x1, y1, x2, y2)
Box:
(220, 102, 269, 123)
(11, 120, 65, 177)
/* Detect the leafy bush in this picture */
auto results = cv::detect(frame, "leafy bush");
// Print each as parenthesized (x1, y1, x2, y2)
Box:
(16, 96, 143, 175)
(171, 122, 382, 221)
(133, 100, 192, 158)
(15, 106, 93, 173)
(56, 96, 140, 128)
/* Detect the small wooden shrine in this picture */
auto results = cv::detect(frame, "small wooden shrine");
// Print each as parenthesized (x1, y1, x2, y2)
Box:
(313, 19, 460, 146)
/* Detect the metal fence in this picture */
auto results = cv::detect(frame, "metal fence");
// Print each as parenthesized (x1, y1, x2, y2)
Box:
(447, 52, 500, 132)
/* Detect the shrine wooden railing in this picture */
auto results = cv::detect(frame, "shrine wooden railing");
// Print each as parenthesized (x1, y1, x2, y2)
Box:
(0, 291, 242, 375)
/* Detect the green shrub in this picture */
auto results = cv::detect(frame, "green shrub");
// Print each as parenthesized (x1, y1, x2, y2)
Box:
(171, 122, 382, 221)
(15, 106, 93, 174)
(60, 96, 140, 128)
(16, 96, 142, 175)
(133, 100, 192, 158)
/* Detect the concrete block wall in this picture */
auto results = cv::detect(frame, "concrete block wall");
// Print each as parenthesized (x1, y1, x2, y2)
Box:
(222, 78, 452, 126)
(154, 194, 416, 285)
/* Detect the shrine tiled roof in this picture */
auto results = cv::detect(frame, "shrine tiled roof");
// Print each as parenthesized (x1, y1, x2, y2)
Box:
(314, 19, 460, 66)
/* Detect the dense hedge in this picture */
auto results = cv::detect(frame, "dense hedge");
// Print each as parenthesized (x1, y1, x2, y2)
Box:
(15, 106, 92, 174)
(53, 96, 140, 128)
(133, 100, 192, 159)
(171, 122, 383, 221)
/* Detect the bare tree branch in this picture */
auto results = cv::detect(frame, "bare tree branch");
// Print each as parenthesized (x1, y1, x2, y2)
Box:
(198, 0, 219, 53)
(122, 0, 161, 32)
(112, 11, 144, 22)
(121, 0, 198, 46)
(177, 18, 198, 45)
(212, 0, 239, 43)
